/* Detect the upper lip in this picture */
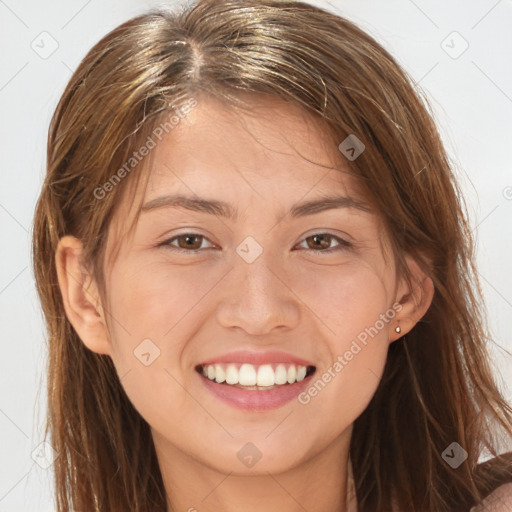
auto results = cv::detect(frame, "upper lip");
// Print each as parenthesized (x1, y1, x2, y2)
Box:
(197, 350, 315, 368)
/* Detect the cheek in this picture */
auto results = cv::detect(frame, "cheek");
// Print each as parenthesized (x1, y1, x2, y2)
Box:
(106, 257, 220, 344)
(293, 261, 393, 418)
(105, 253, 393, 442)
(108, 254, 393, 377)
(294, 259, 392, 342)
(102, 257, 229, 412)
(101, 264, 199, 432)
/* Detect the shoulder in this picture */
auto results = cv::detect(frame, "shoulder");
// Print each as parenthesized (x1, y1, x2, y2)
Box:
(470, 482, 512, 512)
(472, 451, 512, 511)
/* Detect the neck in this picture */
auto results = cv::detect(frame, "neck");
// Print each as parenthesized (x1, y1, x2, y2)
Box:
(153, 427, 352, 512)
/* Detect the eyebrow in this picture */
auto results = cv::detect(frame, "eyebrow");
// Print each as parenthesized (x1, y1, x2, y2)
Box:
(141, 193, 371, 220)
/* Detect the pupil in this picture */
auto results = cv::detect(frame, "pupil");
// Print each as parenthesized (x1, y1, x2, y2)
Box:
(312, 234, 329, 249)
(182, 235, 199, 249)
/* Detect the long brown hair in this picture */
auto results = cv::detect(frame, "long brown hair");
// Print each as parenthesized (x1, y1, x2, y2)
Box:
(32, 1, 512, 510)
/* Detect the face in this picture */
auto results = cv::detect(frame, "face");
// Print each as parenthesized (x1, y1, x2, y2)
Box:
(62, 95, 425, 477)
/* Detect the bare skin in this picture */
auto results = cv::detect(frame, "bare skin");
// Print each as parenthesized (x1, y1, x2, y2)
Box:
(56, 95, 433, 512)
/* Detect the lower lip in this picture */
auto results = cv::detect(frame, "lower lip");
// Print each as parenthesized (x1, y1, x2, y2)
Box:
(197, 371, 315, 411)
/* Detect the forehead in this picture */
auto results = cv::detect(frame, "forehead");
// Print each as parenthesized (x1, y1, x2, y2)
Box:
(148, 95, 361, 200)
(108, 94, 369, 244)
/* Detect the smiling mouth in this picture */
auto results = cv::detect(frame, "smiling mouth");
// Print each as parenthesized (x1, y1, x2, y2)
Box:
(195, 363, 316, 390)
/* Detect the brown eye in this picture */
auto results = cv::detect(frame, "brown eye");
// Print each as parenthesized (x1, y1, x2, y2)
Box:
(296, 232, 352, 253)
(306, 234, 333, 250)
(177, 234, 203, 250)
(161, 233, 213, 252)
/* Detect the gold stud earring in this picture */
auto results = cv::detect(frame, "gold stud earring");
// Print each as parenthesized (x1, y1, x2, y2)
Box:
(395, 326, 401, 334)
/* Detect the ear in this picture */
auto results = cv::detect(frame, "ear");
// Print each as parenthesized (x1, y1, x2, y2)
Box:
(55, 235, 111, 355)
(390, 256, 434, 342)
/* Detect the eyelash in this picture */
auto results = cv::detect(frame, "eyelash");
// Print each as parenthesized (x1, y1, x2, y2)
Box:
(159, 232, 352, 254)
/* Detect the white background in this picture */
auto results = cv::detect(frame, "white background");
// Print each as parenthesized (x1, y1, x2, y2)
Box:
(0, 0, 511, 510)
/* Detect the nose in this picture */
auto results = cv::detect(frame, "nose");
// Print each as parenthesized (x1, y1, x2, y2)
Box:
(215, 251, 301, 336)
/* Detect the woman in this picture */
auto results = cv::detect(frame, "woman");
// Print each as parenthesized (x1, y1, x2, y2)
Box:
(32, 0, 512, 510)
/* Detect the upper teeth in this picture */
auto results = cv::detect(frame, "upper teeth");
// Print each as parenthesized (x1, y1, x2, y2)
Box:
(201, 363, 309, 387)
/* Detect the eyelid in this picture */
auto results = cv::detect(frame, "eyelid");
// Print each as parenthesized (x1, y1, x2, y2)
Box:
(298, 228, 353, 243)
(294, 231, 353, 253)
(158, 230, 353, 254)
(158, 231, 216, 252)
